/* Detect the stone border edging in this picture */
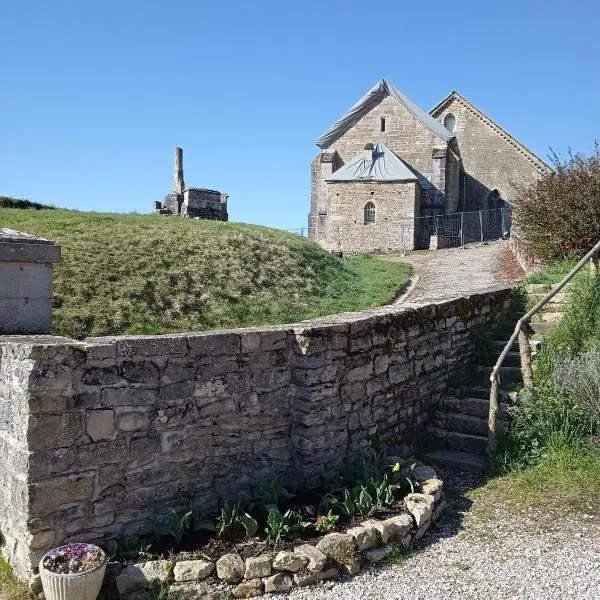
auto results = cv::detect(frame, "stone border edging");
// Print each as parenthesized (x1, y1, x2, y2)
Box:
(106, 466, 445, 599)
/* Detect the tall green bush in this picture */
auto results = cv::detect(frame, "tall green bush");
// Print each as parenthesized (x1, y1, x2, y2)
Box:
(513, 143, 600, 262)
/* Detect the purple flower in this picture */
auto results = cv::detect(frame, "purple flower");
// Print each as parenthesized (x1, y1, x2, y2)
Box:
(43, 544, 105, 575)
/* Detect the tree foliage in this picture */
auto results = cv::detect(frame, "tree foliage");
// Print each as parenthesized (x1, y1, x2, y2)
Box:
(513, 143, 600, 262)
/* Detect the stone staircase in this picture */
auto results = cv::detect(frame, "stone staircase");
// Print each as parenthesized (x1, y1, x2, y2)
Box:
(422, 283, 571, 472)
(423, 342, 520, 472)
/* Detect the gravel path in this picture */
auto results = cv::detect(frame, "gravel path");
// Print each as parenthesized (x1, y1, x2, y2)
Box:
(288, 470, 600, 600)
(389, 239, 525, 308)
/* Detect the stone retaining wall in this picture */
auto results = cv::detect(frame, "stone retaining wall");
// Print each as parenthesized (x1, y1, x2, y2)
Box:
(0, 287, 512, 577)
(509, 228, 543, 274)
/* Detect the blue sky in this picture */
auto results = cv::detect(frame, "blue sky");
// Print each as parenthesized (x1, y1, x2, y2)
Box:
(1, 0, 599, 230)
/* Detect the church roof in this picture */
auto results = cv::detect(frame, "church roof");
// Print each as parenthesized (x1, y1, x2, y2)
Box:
(430, 91, 551, 173)
(316, 80, 454, 149)
(326, 142, 418, 183)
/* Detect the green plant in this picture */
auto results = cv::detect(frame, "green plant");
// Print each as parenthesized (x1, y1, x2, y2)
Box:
(315, 510, 339, 532)
(249, 476, 295, 516)
(352, 486, 375, 517)
(264, 505, 311, 544)
(151, 508, 195, 547)
(104, 537, 153, 561)
(217, 502, 259, 540)
(512, 143, 600, 262)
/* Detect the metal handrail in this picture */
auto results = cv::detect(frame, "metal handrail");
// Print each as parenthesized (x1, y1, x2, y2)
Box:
(487, 239, 600, 455)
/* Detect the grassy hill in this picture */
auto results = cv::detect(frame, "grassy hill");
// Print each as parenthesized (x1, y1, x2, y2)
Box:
(0, 209, 411, 339)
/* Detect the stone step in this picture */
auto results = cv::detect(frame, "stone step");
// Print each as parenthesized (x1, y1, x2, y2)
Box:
(427, 426, 488, 454)
(528, 321, 558, 335)
(504, 351, 521, 368)
(525, 283, 572, 294)
(434, 412, 488, 436)
(526, 291, 568, 303)
(531, 311, 564, 324)
(422, 449, 488, 473)
(443, 396, 509, 419)
(476, 365, 521, 385)
(448, 385, 518, 401)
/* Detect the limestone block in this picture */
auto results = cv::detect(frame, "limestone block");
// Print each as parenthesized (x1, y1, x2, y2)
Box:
(173, 559, 214, 581)
(168, 582, 221, 599)
(364, 545, 394, 563)
(263, 572, 293, 593)
(116, 409, 148, 432)
(405, 493, 435, 527)
(29, 471, 95, 514)
(346, 525, 379, 550)
(233, 578, 263, 598)
(272, 551, 307, 572)
(244, 555, 271, 579)
(421, 478, 444, 502)
(294, 568, 339, 587)
(86, 409, 114, 441)
(216, 553, 245, 583)
(293, 544, 327, 572)
(116, 561, 172, 594)
(361, 514, 411, 544)
(316, 533, 359, 575)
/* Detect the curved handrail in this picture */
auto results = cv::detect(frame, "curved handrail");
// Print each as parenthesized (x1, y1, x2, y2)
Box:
(487, 239, 600, 455)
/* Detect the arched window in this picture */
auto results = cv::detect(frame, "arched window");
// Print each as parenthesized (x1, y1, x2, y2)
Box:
(364, 202, 376, 224)
(443, 113, 456, 134)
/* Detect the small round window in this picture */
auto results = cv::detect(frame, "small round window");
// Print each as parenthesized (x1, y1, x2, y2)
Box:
(443, 113, 456, 133)
(364, 202, 376, 224)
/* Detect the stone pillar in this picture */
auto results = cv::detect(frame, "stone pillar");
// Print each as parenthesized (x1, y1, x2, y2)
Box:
(173, 146, 185, 194)
(0, 229, 61, 334)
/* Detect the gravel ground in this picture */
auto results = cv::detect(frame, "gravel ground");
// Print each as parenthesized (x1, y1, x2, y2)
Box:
(388, 239, 525, 308)
(288, 470, 600, 600)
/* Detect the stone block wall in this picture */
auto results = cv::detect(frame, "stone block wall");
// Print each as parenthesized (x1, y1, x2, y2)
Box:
(433, 98, 546, 210)
(0, 229, 61, 335)
(0, 287, 513, 578)
(319, 181, 420, 253)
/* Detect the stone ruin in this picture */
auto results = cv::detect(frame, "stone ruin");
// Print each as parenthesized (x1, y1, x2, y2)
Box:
(153, 147, 228, 221)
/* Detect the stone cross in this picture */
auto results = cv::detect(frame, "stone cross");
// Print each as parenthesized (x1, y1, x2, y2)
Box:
(173, 146, 185, 194)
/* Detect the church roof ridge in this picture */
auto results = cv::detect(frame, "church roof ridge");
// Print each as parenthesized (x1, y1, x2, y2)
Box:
(316, 79, 454, 149)
(430, 91, 551, 173)
(325, 141, 418, 183)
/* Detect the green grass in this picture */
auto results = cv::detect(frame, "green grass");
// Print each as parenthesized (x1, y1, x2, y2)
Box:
(0, 208, 410, 339)
(490, 268, 600, 512)
(0, 556, 33, 600)
(524, 258, 578, 286)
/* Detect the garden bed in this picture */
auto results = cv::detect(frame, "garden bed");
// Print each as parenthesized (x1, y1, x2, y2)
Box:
(70, 451, 447, 599)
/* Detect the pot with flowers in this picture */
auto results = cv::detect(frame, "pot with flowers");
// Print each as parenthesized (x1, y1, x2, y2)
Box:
(40, 543, 107, 600)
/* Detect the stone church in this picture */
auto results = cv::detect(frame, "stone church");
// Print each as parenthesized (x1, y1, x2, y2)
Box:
(309, 80, 549, 252)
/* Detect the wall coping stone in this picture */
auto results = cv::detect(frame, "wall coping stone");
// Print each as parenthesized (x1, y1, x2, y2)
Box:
(0, 229, 61, 263)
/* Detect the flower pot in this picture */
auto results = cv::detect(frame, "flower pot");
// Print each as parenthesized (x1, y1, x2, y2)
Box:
(40, 545, 107, 600)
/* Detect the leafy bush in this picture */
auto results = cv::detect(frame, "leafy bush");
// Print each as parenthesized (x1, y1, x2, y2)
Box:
(0, 196, 55, 210)
(512, 143, 600, 262)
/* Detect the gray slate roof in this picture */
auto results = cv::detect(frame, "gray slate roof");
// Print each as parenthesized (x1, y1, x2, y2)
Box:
(316, 79, 454, 148)
(326, 142, 418, 183)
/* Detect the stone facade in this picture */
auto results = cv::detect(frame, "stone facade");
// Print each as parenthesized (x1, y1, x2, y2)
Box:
(309, 80, 549, 253)
(0, 229, 61, 334)
(430, 93, 549, 212)
(0, 287, 512, 578)
(154, 147, 228, 221)
(324, 181, 420, 253)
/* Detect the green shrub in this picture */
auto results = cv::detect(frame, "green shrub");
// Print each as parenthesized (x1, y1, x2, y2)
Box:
(512, 143, 600, 262)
